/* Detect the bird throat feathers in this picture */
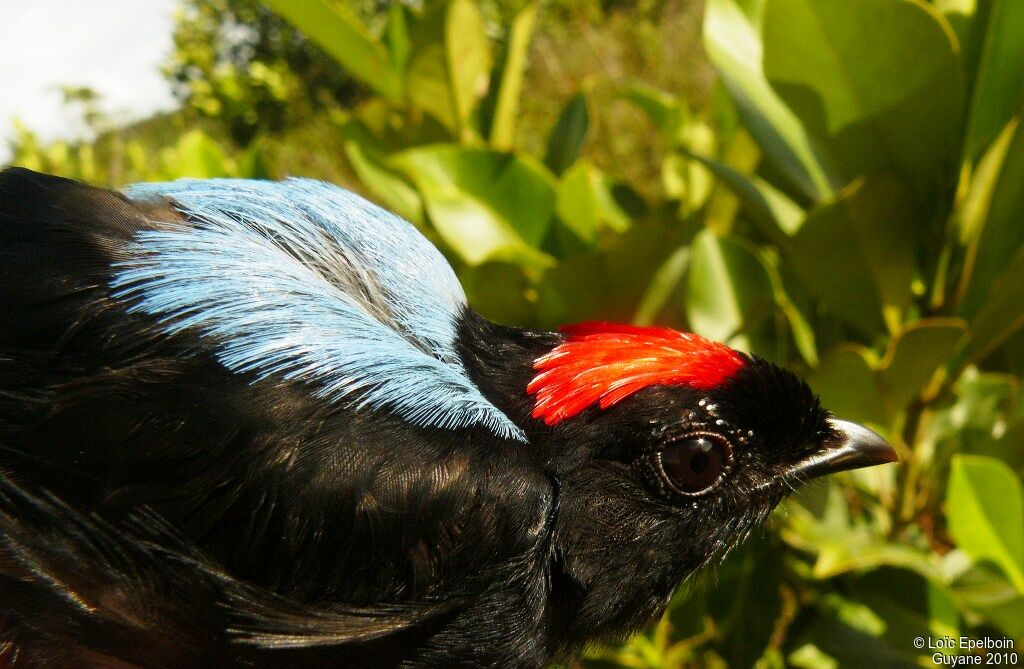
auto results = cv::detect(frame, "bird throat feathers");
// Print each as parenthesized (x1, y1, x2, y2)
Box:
(527, 322, 746, 426)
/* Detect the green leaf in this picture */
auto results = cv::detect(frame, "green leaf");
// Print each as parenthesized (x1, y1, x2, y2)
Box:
(958, 112, 1024, 321)
(555, 161, 601, 245)
(633, 245, 691, 326)
(952, 116, 1020, 250)
(686, 230, 775, 352)
(790, 594, 922, 668)
(784, 484, 939, 582)
(163, 129, 234, 178)
(339, 135, 424, 224)
(963, 0, 1024, 160)
(947, 455, 1024, 592)
(851, 567, 960, 653)
(951, 563, 1024, 641)
(686, 150, 804, 242)
(544, 93, 589, 176)
(764, 0, 955, 132)
(263, 0, 403, 102)
(707, 536, 782, 668)
(490, 2, 539, 150)
(703, 0, 834, 200)
(662, 122, 717, 216)
(701, 129, 762, 232)
(933, 0, 981, 59)
(620, 82, 686, 141)
(385, 3, 411, 74)
(929, 369, 1023, 465)
(445, 0, 492, 141)
(764, 251, 818, 366)
(459, 263, 536, 326)
(963, 245, 1024, 365)
(807, 345, 885, 428)
(762, 0, 964, 196)
(236, 139, 268, 179)
(879, 318, 967, 410)
(394, 145, 556, 270)
(814, 530, 939, 581)
(540, 211, 686, 328)
(785, 176, 918, 335)
(555, 160, 629, 245)
(405, 5, 458, 134)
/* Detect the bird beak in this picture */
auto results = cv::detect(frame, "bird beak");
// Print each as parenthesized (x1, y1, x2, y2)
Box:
(787, 418, 898, 481)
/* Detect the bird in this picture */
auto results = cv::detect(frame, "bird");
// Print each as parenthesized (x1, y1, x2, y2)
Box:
(0, 167, 896, 668)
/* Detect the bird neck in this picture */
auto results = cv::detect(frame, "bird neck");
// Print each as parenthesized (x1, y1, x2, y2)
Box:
(455, 308, 562, 440)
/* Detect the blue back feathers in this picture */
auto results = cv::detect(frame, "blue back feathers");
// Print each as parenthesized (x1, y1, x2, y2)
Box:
(111, 178, 526, 441)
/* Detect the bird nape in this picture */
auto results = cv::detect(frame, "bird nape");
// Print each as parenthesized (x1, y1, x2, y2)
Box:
(0, 168, 897, 668)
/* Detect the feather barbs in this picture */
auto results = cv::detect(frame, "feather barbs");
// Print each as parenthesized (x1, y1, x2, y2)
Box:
(528, 322, 746, 426)
(111, 178, 526, 441)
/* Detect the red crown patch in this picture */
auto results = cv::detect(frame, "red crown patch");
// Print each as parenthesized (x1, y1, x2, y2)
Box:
(527, 322, 745, 426)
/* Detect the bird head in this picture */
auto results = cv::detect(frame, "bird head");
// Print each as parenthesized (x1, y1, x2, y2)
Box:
(472, 319, 897, 642)
(0, 171, 901, 665)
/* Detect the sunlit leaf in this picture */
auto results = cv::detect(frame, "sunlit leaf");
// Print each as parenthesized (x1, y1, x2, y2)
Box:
(555, 160, 629, 246)
(951, 563, 1024, 641)
(952, 116, 1020, 249)
(663, 122, 717, 216)
(385, 3, 411, 74)
(703, 0, 834, 200)
(263, 0, 403, 102)
(957, 112, 1024, 322)
(341, 140, 424, 225)
(163, 129, 234, 178)
(947, 455, 1024, 592)
(763, 0, 964, 196)
(687, 230, 775, 353)
(929, 369, 1023, 465)
(933, 0, 979, 59)
(394, 145, 556, 269)
(812, 533, 938, 582)
(850, 567, 960, 653)
(405, 5, 458, 133)
(555, 163, 601, 245)
(445, 0, 492, 141)
(490, 2, 539, 150)
(686, 150, 804, 242)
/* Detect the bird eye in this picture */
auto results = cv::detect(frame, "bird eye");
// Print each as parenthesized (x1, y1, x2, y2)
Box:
(655, 433, 733, 496)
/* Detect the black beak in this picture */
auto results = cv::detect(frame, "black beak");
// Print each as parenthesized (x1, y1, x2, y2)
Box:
(787, 418, 898, 480)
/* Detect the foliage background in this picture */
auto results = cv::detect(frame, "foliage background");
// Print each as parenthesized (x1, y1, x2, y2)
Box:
(5, 0, 1024, 666)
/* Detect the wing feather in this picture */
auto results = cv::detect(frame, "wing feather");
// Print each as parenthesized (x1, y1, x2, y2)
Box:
(0, 472, 461, 666)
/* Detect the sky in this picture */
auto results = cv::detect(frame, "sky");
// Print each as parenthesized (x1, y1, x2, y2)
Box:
(0, 0, 179, 163)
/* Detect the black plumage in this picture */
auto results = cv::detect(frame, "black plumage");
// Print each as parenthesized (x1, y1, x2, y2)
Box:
(0, 168, 895, 667)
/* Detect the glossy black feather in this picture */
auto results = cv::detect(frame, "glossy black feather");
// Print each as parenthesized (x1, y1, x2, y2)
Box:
(0, 168, 846, 667)
(0, 471, 467, 667)
(0, 169, 558, 666)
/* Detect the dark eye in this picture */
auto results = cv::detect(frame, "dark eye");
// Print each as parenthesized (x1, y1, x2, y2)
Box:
(656, 433, 733, 496)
